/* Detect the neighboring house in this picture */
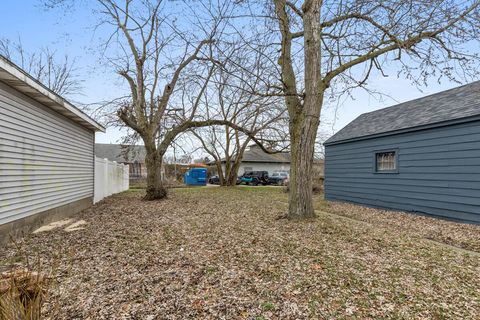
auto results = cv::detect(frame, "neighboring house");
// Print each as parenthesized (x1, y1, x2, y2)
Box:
(211, 144, 291, 175)
(324, 81, 480, 223)
(95, 143, 147, 179)
(0, 56, 104, 242)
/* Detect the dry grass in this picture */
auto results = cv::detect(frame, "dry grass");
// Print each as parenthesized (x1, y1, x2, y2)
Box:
(1, 187, 479, 319)
(0, 268, 50, 320)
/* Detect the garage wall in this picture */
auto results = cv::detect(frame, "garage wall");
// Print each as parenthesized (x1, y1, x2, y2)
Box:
(325, 120, 480, 223)
(0, 81, 94, 226)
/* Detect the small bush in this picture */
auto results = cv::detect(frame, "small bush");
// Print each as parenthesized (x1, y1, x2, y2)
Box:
(284, 178, 324, 194)
(163, 177, 184, 188)
(129, 178, 147, 189)
(312, 178, 324, 194)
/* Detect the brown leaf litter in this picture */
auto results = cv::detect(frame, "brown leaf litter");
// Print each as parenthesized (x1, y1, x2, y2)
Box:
(1, 187, 479, 319)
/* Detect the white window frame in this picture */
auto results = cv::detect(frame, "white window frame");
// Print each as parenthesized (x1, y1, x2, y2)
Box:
(374, 149, 399, 173)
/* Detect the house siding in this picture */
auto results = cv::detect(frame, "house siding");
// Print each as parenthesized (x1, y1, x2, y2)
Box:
(0, 81, 94, 226)
(222, 162, 290, 175)
(325, 120, 480, 223)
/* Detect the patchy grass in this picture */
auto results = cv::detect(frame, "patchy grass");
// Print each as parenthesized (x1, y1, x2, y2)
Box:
(1, 187, 479, 319)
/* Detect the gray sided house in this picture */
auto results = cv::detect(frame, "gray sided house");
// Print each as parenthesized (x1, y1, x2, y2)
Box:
(95, 143, 147, 179)
(213, 145, 291, 175)
(0, 56, 104, 241)
(324, 81, 480, 223)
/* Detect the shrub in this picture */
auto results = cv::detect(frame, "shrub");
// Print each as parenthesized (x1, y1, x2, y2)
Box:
(284, 177, 324, 194)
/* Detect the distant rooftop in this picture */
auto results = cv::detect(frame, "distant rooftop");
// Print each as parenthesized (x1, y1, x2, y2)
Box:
(211, 144, 290, 164)
(243, 145, 290, 163)
(95, 144, 146, 163)
(325, 81, 480, 145)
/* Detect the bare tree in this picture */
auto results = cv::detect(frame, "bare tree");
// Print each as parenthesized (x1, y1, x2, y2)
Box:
(88, 0, 209, 199)
(0, 38, 81, 97)
(191, 48, 287, 186)
(192, 105, 285, 187)
(80, 0, 269, 200)
(241, 0, 480, 218)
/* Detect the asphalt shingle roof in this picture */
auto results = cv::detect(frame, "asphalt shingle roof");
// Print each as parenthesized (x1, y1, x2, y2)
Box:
(241, 145, 290, 163)
(213, 145, 290, 164)
(95, 144, 146, 163)
(325, 81, 480, 145)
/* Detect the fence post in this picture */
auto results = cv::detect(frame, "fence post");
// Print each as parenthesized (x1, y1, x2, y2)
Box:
(124, 164, 129, 191)
(104, 158, 109, 197)
(94, 157, 99, 203)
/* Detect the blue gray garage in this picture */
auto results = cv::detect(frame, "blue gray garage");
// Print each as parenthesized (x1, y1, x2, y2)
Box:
(324, 82, 480, 223)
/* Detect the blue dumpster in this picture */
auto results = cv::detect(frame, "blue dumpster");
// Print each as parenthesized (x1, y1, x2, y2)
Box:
(184, 167, 207, 186)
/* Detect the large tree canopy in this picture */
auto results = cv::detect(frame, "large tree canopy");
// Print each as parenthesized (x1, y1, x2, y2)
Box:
(230, 0, 480, 218)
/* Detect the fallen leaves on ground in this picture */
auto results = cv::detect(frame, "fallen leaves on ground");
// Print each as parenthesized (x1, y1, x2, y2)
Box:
(1, 187, 479, 319)
(318, 199, 480, 253)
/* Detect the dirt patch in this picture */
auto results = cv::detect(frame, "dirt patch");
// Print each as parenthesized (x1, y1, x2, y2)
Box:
(33, 219, 74, 233)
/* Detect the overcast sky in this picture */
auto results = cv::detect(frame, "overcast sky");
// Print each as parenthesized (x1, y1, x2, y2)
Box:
(0, 1, 465, 150)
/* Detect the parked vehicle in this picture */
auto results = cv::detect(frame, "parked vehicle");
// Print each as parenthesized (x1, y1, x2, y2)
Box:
(208, 175, 220, 185)
(240, 171, 269, 186)
(208, 175, 242, 185)
(268, 171, 289, 185)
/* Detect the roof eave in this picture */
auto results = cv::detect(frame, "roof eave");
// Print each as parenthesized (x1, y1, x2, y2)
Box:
(0, 56, 105, 132)
(324, 114, 480, 146)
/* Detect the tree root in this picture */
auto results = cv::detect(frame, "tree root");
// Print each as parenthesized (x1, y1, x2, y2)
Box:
(143, 187, 168, 201)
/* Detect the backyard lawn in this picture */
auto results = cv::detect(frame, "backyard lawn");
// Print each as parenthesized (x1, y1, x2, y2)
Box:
(1, 187, 479, 319)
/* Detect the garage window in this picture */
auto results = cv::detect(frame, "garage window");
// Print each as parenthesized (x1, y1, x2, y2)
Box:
(375, 150, 398, 173)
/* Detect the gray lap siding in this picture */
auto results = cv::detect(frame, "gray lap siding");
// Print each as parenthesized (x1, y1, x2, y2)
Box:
(0, 81, 94, 226)
(325, 120, 480, 223)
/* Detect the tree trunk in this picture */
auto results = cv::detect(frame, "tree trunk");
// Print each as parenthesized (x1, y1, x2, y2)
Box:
(226, 175, 237, 186)
(285, 0, 323, 219)
(223, 158, 233, 186)
(215, 162, 226, 186)
(225, 139, 250, 186)
(144, 142, 167, 200)
(225, 165, 239, 186)
(287, 113, 319, 218)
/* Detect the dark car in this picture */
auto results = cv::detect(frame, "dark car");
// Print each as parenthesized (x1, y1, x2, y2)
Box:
(209, 175, 242, 185)
(268, 171, 289, 186)
(240, 171, 269, 186)
(208, 175, 220, 184)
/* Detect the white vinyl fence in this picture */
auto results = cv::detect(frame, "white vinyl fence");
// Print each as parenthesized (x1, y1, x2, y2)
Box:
(94, 157, 130, 203)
